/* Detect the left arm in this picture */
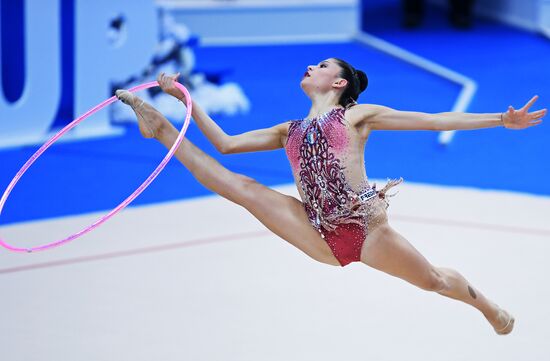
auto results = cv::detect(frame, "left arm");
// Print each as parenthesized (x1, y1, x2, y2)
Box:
(351, 96, 546, 133)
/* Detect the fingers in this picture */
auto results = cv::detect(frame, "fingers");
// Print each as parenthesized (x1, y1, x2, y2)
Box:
(528, 108, 547, 118)
(528, 119, 543, 127)
(156, 72, 180, 86)
(157, 72, 167, 84)
(521, 95, 539, 112)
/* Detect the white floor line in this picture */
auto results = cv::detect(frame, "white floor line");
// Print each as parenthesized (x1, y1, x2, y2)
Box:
(1, 182, 549, 361)
(200, 33, 354, 47)
(355, 31, 478, 144)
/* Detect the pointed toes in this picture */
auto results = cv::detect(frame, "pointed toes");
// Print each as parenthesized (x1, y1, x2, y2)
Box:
(115, 89, 132, 105)
(495, 310, 515, 335)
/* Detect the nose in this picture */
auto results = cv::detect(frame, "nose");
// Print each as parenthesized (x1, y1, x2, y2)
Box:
(307, 65, 313, 71)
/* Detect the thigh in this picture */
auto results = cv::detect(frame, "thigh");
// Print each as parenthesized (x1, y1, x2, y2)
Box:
(236, 177, 340, 266)
(360, 223, 439, 290)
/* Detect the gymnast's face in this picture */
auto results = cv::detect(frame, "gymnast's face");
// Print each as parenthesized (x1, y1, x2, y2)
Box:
(300, 58, 347, 95)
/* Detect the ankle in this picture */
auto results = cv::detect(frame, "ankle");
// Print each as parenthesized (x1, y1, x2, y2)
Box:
(482, 302, 500, 321)
(153, 115, 177, 141)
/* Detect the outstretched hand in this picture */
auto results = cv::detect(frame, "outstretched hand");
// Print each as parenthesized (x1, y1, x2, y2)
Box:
(502, 95, 546, 129)
(157, 72, 186, 102)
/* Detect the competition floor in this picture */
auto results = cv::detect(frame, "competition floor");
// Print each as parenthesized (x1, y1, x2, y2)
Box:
(1, 182, 549, 361)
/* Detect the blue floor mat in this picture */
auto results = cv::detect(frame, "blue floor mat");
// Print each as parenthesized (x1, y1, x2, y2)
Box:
(0, 9, 548, 226)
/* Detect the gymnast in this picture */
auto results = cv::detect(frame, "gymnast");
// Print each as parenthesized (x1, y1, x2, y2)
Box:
(116, 59, 546, 335)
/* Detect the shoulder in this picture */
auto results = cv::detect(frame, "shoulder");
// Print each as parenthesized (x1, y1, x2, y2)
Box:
(274, 121, 292, 134)
(345, 103, 391, 126)
(271, 121, 294, 142)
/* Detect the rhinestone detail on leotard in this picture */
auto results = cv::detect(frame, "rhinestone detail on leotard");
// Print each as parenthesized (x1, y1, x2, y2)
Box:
(285, 107, 402, 266)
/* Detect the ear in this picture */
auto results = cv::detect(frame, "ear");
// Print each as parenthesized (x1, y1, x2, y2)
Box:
(332, 78, 348, 89)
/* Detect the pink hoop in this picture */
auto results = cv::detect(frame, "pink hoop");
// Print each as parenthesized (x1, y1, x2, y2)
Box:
(0, 81, 192, 253)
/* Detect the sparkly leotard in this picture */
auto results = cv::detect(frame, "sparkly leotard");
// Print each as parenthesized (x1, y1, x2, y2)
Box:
(284, 107, 402, 266)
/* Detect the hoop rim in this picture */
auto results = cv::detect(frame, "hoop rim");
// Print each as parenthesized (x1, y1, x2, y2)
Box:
(0, 81, 192, 253)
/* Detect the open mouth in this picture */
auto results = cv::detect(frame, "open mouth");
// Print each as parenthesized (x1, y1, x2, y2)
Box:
(303, 71, 310, 78)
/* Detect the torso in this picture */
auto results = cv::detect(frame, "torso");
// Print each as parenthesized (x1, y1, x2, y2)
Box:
(282, 106, 399, 266)
(284, 107, 376, 230)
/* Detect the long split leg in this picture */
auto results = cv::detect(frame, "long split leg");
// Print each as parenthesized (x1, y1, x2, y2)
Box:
(361, 221, 514, 334)
(117, 92, 340, 266)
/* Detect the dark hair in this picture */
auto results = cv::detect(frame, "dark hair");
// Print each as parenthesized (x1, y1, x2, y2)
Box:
(333, 58, 368, 108)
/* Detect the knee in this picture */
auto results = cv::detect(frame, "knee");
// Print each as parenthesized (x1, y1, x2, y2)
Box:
(238, 174, 259, 192)
(420, 268, 448, 292)
(233, 174, 261, 203)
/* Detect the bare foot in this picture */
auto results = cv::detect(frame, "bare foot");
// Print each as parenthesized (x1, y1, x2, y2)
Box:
(493, 309, 515, 335)
(486, 305, 515, 335)
(115, 89, 164, 139)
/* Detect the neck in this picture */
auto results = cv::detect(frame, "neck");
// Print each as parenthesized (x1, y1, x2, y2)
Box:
(307, 92, 342, 119)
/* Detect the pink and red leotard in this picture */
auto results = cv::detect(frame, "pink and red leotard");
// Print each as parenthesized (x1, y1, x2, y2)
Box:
(285, 107, 401, 266)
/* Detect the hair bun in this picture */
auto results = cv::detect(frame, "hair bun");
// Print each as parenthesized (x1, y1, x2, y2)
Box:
(356, 70, 368, 93)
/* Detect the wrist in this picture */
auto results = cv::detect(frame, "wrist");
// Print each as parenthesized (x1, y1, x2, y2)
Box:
(173, 92, 186, 102)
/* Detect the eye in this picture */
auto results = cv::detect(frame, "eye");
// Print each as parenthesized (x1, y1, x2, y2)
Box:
(320, 63, 327, 68)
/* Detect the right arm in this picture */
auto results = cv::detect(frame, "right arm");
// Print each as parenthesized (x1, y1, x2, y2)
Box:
(222, 122, 288, 154)
(157, 72, 287, 154)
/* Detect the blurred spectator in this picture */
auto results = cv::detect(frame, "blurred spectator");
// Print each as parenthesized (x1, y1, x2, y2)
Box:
(110, 14, 250, 123)
(402, 0, 475, 29)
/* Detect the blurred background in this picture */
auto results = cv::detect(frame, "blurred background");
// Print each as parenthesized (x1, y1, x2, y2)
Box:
(1, 0, 548, 224)
(0, 1, 549, 360)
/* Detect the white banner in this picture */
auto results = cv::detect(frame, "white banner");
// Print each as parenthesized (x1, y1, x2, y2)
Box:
(0, 0, 158, 149)
(541, 0, 550, 38)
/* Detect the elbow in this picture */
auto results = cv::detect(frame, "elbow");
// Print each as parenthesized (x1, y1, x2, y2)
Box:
(431, 123, 444, 131)
(430, 113, 460, 131)
(218, 137, 234, 154)
(428, 116, 447, 131)
(433, 123, 455, 131)
(218, 143, 231, 154)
